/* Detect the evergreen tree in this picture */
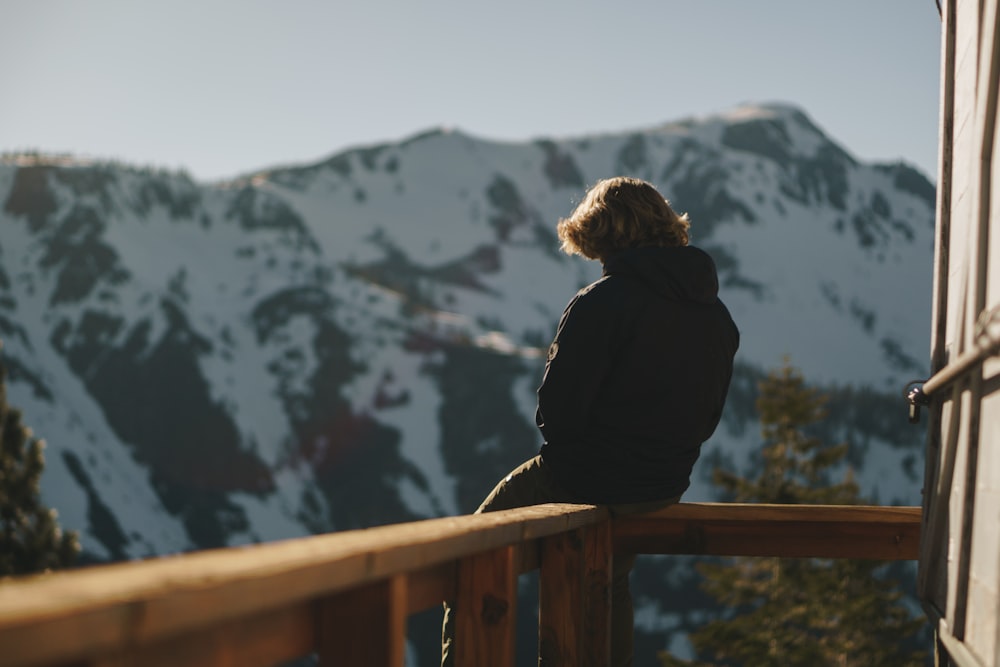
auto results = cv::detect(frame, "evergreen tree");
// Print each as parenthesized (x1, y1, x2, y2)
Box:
(0, 350, 79, 576)
(661, 360, 927, 666)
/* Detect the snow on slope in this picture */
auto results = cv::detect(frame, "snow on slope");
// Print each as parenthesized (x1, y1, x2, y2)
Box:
(0, 103, 935, 564)
(274, 102, 932, 388)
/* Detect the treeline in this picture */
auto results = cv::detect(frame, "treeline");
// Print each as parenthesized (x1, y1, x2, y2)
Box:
(660, 361, 928, 666)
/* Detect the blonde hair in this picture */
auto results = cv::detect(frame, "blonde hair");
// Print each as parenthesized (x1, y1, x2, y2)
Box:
(556, 177, 690, 261)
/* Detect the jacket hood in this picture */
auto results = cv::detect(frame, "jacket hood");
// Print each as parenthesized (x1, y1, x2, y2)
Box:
(602, 245, 720, 303)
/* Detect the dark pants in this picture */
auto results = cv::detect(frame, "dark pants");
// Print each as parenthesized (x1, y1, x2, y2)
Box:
(441, 455, 679, 667)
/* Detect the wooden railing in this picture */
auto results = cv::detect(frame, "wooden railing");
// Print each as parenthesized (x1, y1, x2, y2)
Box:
(0, 503, 921, 667)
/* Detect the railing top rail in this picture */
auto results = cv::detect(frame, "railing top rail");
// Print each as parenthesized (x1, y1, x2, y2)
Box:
(0, 502, 922, 667)
(641, 502, 922, 523)
(0, 503, 607, 664)
(616, 502, 922, 560)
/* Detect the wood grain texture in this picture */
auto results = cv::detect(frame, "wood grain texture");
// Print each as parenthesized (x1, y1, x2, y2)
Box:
(454, 547, 516, 667)
(86, 603, 314, 667)
(0, 502, 922, 667)
(582, 521, 612, 667)
(614, 503, 922, 560)
(0, 503, 606, 667)
(406, 562, 456, 615)
(539, 529, 584, 667)
(317, 576, 406, 667)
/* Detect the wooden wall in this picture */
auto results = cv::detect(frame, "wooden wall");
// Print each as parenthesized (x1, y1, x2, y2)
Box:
(921, 1, 1000, 664)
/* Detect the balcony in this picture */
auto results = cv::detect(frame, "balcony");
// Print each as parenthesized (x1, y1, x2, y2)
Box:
(0, 502, 920, 667)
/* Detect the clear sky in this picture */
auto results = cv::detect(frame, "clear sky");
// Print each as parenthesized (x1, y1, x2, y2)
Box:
(1, 1, 943, 183)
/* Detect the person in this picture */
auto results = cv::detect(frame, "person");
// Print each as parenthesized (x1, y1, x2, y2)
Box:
(441, 176, 740, 667)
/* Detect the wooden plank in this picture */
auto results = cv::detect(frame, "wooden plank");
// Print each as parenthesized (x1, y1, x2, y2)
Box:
(516, 538, 541, 574)
(538, 529, 583, 666)
(0, 503, 921, 666)
(614, 504, 922, 560)
(0, 503, 607, 667)
(317, 576, 406, 667)
(406, 562, 456, 615)
(405, 541, 541, 617)
(632, 502, 922, 523)
(937, 617, 989, 667)
(88, 602, 314, 667)
(454, 547, 516, 667)
(582, 521, 612, 667)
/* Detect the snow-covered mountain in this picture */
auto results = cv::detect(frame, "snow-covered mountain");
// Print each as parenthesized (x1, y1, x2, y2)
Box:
(0, 102, 935, 663)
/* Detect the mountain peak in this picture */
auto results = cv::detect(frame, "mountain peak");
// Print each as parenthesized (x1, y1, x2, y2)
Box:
(720, 101, 813, 122)
(696, 101, 856, 168)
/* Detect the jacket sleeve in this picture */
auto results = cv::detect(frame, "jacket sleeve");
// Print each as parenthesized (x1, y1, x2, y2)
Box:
(535, 286, 616, 445)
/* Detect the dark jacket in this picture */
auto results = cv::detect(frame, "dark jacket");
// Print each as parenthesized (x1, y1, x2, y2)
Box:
(537, 245, 739, 504)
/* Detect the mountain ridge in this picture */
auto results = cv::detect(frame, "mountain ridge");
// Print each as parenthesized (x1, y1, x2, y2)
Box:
(4, 102, 937, 188)
(0, 101, 934, 664)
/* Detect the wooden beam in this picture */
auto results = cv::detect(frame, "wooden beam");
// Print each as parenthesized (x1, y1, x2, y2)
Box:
(582, 521, 612, 667)
(0, 502, 921, 667)
(317, 576, 407, 667)
(403, 540, 541, 616)
(613, 503, 922, 560)
(86, 602, 314, 667)
(516, 538, 542, 574)
(0, 503, 607, 667)
(537, 520, 613, 667)
(406, 562, 456, 615)
(539, 529, 584, 666)
(454, 547, 517, 667)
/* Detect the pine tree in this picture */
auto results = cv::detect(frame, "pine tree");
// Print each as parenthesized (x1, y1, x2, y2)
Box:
(661, 360, 927, 666)
(0, 351, 79, 576)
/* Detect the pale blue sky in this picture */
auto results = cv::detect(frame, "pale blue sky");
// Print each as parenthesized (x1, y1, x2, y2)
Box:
(1, 1, 943, 182)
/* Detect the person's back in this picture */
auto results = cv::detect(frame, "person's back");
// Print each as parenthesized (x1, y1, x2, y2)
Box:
(538, 244, 739, 505)
(442, 176, 739, 667)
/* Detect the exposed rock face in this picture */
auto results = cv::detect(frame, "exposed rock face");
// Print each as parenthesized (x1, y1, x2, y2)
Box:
(0, 103, 935, 665)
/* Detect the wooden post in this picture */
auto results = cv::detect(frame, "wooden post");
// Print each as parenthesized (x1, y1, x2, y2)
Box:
(539, 529, 584, 666)
(454, 546, 517, 667)
(316, 575, 407, 667)
(582, 520, 612, 667)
